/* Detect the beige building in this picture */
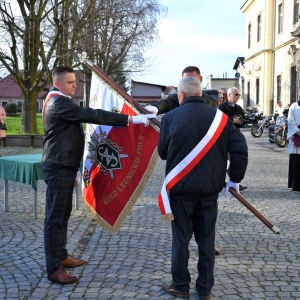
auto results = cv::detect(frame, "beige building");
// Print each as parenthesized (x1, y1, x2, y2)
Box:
(206, 75, 239, 91)
(241, 0, 300, 114)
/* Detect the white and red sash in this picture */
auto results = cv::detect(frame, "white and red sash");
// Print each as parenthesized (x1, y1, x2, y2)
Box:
(157, 109, 228, 220)
(42, 91, 70, 123)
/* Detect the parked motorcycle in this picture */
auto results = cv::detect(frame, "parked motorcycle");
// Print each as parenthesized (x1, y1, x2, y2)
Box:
(273, 115, 288, 147)
(251, 113, 277, 137)
(243, 107, 263, 128)
(245, 111, 263, 127)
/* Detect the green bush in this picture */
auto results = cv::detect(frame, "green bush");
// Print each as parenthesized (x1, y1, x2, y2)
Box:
(5, 103, 18, 114)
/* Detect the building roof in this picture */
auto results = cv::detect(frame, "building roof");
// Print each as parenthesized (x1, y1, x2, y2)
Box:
(0, 71, 85, 99)
(233, 57, 245, 70)
(131, 79, 166, 89)
(0, 75, 23, 98)
(210, 78, 236, 80)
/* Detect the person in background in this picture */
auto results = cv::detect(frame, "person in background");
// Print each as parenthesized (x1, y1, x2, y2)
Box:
(146, 66, 222, 256)
(276, 100, 284, 116)
(158, 76, 247, 299)
(218, 87, 247, 191)
(42, 65, 155, 285)
(287, 99, 300, 191)
(146, 66, 218, 116)
(0, 105, 7, 147)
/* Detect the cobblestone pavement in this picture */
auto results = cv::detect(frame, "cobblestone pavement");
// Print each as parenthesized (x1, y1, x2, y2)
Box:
(0, 129, 299, 300)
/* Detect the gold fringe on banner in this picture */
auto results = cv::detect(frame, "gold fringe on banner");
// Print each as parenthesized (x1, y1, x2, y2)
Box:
(162, 213, 174, 222)
(83, 148, 160, 234)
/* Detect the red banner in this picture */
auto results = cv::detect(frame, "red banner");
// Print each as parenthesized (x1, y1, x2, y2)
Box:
(82, 68, 160, 234)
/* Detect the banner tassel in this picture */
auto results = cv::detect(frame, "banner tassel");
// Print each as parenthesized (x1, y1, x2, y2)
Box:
(162, 213, 174, 221)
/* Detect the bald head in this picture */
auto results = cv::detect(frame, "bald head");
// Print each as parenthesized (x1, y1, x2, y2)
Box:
(177, 76, 202, 104)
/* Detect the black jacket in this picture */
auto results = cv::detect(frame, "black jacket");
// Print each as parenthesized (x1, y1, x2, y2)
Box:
(158, 96, 248, 200)
(218, 101, 245, 130)
(153, 92, 218, 114)
(42, 88, 129, 169)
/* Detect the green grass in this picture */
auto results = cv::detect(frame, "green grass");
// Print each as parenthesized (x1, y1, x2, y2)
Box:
(4, 113, 86, 135)
(3, 113, 44, 134)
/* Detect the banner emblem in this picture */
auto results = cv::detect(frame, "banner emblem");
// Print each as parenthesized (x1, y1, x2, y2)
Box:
(85, 126, 129, 180)
(97, 142, 121, 170)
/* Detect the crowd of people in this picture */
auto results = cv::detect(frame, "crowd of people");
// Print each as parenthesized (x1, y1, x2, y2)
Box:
(39, 64, 249, 300)
(1, 63, 298, 300)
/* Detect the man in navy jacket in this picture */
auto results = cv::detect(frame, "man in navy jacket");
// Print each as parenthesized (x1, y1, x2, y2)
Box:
(158, 76, 248, 300)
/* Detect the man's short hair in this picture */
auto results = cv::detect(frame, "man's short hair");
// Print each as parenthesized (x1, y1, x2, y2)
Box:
(181, 66, 201, 76)
(227, 87, 240, 95)
(52, 66, 74, 82)
(177, 76, 202, 98)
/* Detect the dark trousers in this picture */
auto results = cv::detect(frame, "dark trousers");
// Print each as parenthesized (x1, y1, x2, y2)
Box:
(170, 198, 218, 296)
(42, 163, 77, 274)
(288, 154, 300, 191)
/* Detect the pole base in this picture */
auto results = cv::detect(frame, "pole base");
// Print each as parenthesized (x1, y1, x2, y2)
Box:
(271, 226, 280, 234)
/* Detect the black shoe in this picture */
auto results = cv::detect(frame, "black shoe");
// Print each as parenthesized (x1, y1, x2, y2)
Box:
(163, 282, 189, 299)
(240, 185, 247, 191)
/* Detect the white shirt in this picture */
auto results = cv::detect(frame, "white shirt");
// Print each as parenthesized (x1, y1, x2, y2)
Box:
(287, 101, 300, 154)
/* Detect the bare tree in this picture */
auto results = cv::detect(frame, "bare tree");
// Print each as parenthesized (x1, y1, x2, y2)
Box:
(80, 0, 166, 84)
(78, 0, 166, 105)
(0, 0, 99, 133)
(0, 0, 166, 133)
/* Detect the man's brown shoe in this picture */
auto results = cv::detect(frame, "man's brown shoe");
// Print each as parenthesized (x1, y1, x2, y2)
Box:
(214, 246, 221, 255)
(60, 255, 86, 268)
(163, 282, 189, 299)
(47, 268, 78, 285)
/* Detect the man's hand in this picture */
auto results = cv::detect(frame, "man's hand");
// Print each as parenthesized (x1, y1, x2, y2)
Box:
(131, 114, 157, 127)
(296, 130, 300, 136)
(146, 105, 159, 115)
(233, 117, 242, 125)
(225, 180, 239, 196)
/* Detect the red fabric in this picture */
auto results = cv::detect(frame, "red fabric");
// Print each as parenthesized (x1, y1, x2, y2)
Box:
(83, 103, 159, 227)
(42, 92, 62, 123)
(292, 135, 300, 147)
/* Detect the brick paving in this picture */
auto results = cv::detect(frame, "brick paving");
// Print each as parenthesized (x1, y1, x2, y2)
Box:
(0, 129, 299, 299)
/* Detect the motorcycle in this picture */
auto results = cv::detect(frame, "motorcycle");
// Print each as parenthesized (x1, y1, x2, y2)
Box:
(243, 107, 263, 128)
(245, 110, 263, 127)
(273, 116, 288, 147)
(251, 113, 277, 137)
(269, 108, 289, 143)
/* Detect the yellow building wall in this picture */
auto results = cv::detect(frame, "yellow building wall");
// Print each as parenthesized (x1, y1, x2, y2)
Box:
(241, 0, 299, 114)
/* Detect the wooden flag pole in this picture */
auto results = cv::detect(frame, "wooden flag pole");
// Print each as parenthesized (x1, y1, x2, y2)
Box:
(229, 187, 280, 234)
(86, 60, 161, 127)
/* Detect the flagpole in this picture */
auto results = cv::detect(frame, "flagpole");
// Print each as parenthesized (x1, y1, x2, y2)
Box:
(229, 187, 280, 234)
(86, 60, 161, 127)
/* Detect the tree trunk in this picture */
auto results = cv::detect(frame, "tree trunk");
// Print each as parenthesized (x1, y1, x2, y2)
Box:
(21, 91, 39, 134)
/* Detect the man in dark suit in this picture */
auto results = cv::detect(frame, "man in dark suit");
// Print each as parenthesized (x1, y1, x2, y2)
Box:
(158, 76, 248, 299)
(146, 66, 222, 255)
